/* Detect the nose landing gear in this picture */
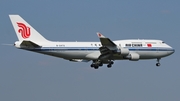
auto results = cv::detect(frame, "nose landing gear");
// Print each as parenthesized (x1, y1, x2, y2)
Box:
(156, 58, 161, 67)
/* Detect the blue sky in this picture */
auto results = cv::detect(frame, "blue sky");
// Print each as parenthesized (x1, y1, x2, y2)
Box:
(0, 0, 180, 101)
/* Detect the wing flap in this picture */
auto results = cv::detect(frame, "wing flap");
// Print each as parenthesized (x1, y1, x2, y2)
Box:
(98, 47, 112, 59)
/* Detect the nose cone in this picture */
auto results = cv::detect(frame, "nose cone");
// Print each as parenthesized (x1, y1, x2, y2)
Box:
(168, 47, 175, 55)
(171, 48, 175, 54)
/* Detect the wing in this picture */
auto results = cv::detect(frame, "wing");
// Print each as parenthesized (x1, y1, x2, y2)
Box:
(97, 32, 130, 60)
(97, 32, 118, 59)
(97, 32, 116, 47)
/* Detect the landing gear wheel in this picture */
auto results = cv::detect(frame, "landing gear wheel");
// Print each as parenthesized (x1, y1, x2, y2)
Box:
(99, 63, 103, 66)
(94, 65, 99, 69)
(107, 64, 112, 68)
(156, 63, 160, 66)
(90, 64, 94, 68)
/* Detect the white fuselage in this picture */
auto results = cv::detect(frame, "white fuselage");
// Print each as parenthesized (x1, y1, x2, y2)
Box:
(9, 15, 175, 68)
(19, 39, 174, 61)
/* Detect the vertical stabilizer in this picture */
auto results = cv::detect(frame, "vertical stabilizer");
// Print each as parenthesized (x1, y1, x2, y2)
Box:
(9, 15, 48, 42)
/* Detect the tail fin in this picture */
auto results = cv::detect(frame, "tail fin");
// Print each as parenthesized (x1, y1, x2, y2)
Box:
(9, 15, 48, 42)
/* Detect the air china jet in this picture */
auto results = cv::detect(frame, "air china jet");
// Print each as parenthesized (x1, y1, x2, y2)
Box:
(9, 15, 175, 69)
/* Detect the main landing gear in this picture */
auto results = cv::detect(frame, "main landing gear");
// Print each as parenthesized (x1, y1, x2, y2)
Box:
(107, 61, 114, 68)
(156, 58, 161, 67)
(90, 60, 114, 69)
(90, 63, 101, 69)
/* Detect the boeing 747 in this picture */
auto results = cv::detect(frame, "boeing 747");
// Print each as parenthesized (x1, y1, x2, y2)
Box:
(9, 15, 175, 69)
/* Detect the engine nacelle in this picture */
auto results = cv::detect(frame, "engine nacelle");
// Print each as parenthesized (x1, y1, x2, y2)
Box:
(126, 52, 140, 61)
(117, 46, 129, 56)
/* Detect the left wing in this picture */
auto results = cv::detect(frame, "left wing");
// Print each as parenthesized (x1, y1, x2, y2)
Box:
(97, 32, 129, 60)
(97, 32, 117, 59)
(97, 32, 116, 47)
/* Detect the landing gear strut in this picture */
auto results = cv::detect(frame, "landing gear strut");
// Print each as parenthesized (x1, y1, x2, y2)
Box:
(156, 58, 161, 66)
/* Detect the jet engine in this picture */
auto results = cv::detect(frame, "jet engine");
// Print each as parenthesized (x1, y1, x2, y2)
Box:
(126, 52, 140, 61)
(116, 46, 129, 56)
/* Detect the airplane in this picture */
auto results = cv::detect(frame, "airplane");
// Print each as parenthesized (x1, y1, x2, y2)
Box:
(9, 15, 175, 69)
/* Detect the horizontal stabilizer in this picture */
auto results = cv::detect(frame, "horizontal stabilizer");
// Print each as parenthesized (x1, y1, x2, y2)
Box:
(20, 41, 41, 48)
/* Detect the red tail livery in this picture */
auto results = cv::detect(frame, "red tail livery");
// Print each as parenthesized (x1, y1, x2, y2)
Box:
(17, 22, 31, 39)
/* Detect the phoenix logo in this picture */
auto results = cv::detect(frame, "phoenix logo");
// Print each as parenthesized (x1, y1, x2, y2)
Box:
(17, 22, 31, 39)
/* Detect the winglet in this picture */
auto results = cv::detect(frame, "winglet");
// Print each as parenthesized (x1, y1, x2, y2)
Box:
(97, 32, 105, 38)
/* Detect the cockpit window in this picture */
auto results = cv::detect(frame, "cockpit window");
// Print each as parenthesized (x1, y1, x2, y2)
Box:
(162, 41, 165, 43)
